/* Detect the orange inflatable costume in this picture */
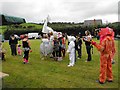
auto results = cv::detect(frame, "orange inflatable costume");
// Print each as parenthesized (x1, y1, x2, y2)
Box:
(91, 27, 115, 84)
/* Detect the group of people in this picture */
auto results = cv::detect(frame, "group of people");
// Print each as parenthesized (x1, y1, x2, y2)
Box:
(41, 27, 116, 84)
(9, 34, 32, 64)
(67, 30, 92, 67)
(40, 30, 93, 67)
(40, 32, 66, 61)
(7, 26, 116, 84)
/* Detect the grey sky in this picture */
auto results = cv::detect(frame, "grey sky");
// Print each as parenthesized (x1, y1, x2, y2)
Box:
(0, 0, 119, 23)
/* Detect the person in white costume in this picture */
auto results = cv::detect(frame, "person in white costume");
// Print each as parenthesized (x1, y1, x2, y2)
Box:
(40, 34, 53, 57)
(67, 36, 76, 67)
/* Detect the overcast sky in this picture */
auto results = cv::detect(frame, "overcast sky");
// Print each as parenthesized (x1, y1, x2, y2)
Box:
(0, 0, 119, 23)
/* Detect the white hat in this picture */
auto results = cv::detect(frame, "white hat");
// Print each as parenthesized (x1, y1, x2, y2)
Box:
(67, 36, 76, 42)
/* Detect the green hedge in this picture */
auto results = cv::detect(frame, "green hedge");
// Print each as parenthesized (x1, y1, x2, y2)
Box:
(4, 29, 42, 40)
(3, 23, 120, 40)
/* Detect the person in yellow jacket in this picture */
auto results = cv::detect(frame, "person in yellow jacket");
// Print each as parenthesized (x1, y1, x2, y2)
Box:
(91, 27, 115, 84)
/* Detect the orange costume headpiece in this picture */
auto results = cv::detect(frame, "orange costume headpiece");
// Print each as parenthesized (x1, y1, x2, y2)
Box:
(99, 27, 114, 43)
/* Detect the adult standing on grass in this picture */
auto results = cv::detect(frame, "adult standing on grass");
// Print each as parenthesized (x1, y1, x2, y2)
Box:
(22, 34, 32, 64)
(91, 27, 115, 84)
(76, 35, 82, 59)
(9, 34, 18, 56)
(83, 30, 92, 62)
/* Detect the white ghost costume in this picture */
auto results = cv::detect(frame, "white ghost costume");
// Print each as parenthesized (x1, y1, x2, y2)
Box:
(40, 38, 53, 56)
(67, 36, 76, 67)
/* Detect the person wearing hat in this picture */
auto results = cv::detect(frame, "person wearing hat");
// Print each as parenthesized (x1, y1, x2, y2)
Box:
(91, 27, 115, 84)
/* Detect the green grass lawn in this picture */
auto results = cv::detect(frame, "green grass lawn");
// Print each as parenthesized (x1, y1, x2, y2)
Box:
(20, 23, 43, 30)
(0, 26, 7, 34)
(1, 39, 119, 88)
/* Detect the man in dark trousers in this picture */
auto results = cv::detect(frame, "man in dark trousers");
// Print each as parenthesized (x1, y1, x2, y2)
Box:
(76, 35, 82, 59)
(9, 34, 18, 56)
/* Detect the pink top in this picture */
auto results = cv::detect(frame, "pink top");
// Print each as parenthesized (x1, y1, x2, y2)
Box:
(18, 47, 21, 51)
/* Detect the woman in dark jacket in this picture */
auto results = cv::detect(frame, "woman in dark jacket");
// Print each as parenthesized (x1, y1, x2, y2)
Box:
(83, 30, 92, 62)
(9, 34, 18, 56)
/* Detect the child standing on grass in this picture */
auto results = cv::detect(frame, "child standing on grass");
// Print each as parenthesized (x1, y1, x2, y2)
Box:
(22, 34, 32, 64)
(53, 36, 59, 61)
(61, 34, 66, 58)
(17, 44, 22, 56)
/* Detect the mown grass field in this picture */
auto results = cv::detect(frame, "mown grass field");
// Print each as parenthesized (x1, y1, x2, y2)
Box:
(1, 39, 119, 88)
(0, 23, 43, 34)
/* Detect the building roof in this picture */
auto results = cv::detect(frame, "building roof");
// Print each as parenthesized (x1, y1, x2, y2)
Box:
(84, 19, 102, 26)
(0, 14, 26, 25)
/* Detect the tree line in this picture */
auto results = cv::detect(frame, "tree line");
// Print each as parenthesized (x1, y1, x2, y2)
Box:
(3, 22, 120, 40)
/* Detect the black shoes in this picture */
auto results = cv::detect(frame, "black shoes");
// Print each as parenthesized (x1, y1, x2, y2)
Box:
(96, 80, 113, 84)
(107, 80, 113, 82)
(112, 60, 115, 64)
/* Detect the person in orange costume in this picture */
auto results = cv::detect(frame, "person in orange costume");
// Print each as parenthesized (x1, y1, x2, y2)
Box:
(99, 27, 116, 64)
(91, 27, 115, 84)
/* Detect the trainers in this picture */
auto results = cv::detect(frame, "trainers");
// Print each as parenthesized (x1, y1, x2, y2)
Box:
(96, 80, 105, 84)
(67, 64, 74, 67)
(58, 58, 62, 61)
(54, 57, 58, 61)
(112, 60, 115, 64)
(26, 62, 29, 64)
